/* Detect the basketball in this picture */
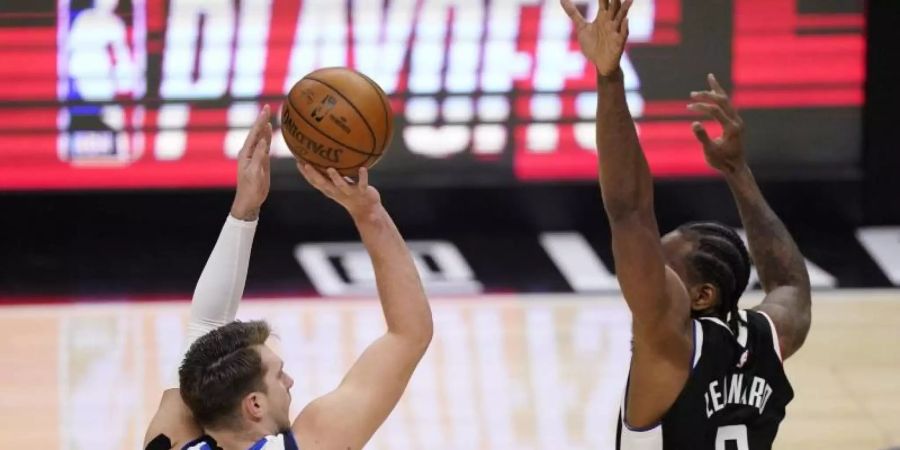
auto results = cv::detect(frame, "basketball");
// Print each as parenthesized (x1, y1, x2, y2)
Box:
(281, 67, 394, 177)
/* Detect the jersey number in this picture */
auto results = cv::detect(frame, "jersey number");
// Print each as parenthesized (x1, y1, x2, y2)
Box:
(715, 425, 749, 450)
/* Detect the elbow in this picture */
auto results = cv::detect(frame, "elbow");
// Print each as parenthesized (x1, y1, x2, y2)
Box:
(394, 306, 433, 354)
(413, 313, 434, 352)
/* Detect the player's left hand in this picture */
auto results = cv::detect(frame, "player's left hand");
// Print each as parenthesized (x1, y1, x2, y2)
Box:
(231, 105, 273, 221)
(688, 74, 748, 174)
(298, 164, 383, 221)
(562, 0, 632, 76)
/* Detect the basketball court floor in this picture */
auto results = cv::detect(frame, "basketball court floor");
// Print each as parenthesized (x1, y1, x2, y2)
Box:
(0, 289, 896, 449)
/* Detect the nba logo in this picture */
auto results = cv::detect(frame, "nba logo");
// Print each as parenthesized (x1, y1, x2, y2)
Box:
(57, 0, 147, 165)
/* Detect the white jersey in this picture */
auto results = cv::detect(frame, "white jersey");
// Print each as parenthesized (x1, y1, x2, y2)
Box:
(182, 431, 300, 450)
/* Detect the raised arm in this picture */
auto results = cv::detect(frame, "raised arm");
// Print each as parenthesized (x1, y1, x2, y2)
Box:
(293, 165, 433, 450)
(143, 106, 273, 450)
(689, 75, 811, 359)
(562, 0, 688, 332)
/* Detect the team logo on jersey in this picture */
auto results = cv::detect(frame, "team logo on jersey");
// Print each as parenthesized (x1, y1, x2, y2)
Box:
(737, 349, 749, 368)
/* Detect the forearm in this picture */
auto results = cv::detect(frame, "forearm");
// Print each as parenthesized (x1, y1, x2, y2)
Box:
(724, 164, 810, 292)
(596, 68, 654, 218)
(187, 214, 257, 338)
(353, 206, 433, 343)
(165, 214, 256, 387)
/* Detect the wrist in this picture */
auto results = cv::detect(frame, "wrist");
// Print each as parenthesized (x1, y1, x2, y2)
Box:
(350, 203, 387, 227)
(230, 201, 260, 221)
(722, 162, 754, 185)
(721, 160, 750, 176)
(597, 66, 623, 83)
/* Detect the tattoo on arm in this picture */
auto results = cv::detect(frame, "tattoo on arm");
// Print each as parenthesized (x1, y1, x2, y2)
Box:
(726, 166, 810, 293)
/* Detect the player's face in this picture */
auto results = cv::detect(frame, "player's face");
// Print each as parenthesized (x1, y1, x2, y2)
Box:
(660, 230, 694, 284)
(258, 344, 294, 430)
(661, 230, 722, 315)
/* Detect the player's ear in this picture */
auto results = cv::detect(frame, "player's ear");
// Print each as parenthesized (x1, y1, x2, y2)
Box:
(690, 282, 718, 314)
(242, 392, 266, 421)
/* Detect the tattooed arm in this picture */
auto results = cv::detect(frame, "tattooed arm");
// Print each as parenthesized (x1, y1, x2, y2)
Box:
(689, 74, 811, 360)
(725, 166, 811, 359)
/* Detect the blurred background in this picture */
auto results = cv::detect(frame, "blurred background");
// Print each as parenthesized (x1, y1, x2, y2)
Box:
(0, 0, 898, 448)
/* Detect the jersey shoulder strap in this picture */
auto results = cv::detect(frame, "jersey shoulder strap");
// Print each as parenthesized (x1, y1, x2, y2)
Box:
(180, 431, 299, 450)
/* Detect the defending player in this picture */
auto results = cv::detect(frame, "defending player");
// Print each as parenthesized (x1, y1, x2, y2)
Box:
(143, 105, 434, 450)
(561, 0, 812, 448)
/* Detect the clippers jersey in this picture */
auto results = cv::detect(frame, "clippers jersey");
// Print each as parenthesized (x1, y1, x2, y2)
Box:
(617, 310, 793, 450)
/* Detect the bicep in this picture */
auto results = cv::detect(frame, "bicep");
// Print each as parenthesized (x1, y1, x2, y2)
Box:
(293, 332, 427, 449)
(143, 389, 202, 450)
(752, 286, 811, 360)
(610, 214, 684, 327)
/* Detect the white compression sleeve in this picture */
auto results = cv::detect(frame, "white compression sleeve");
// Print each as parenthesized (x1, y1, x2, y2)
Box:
(184, 214, 258, 348)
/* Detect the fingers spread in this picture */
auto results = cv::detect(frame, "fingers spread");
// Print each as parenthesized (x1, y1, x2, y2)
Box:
(326, 168, 354, 196)
(691, 121, 713, 146)
(299, 163, 336, 197)
(608, 0, 620, 17)
(707, 73, 727, 96)
(613, 0, 632, 27)
(689, 91, 736, 118)
(688, 103, 738, 133)
(560, 0, 587, 27)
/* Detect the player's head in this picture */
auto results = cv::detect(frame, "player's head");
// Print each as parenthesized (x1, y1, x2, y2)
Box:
(661, 221, 751, 333)
(179, 321, 294, 434)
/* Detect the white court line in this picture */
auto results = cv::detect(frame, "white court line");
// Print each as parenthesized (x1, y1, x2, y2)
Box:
(0, 289, 897, 316)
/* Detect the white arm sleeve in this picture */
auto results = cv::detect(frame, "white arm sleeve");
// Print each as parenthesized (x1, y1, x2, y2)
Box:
(184, 214, 258, 348)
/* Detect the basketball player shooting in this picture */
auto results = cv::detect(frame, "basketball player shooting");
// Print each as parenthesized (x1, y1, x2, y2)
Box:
(143, 105, 434, 450)
(561, 0, 812, 448)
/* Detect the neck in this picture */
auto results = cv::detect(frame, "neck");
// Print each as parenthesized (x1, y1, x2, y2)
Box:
(690, 307, 720, 320)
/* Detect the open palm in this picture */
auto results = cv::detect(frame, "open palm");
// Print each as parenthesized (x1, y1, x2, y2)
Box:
(562, 0, 632, 76)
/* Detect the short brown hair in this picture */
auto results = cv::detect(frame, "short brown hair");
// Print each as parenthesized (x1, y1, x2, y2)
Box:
(179, 320, 271, 428)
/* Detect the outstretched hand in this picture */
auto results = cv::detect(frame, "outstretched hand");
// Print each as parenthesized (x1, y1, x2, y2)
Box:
(688, 74, 747, 174)
(561, 0, 632, 76)
(298, 164, 382, 220)
(231, 105, 273, 221)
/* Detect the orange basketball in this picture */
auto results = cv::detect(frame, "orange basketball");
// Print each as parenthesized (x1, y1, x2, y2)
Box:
(281, 67, 394, 177)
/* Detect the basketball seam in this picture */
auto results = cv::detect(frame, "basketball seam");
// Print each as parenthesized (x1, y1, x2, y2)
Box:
(301, 158, 363, 177)
(303, 76, 378, 153)
(285, 100, 378, 158)
(304, 159, 362, 177)
(282, 131, 373, 170)
(356, 72, 391, 167)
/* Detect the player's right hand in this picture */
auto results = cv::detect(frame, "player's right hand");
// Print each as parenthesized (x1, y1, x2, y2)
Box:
(561, 0, 632, 77)
(298, 164, 383, 221)
(688, 74, 748, 174)
(231, 105, 273, 221)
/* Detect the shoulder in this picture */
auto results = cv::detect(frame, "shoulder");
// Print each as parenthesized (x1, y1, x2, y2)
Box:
(744, 309, 784, 362)
(143, 389, 203, 450)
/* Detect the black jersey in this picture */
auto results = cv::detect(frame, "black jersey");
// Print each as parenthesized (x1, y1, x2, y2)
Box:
(616, 310, 794, 450)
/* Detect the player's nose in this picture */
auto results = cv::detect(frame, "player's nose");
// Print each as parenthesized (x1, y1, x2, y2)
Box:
(284, 372, 295, 389)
